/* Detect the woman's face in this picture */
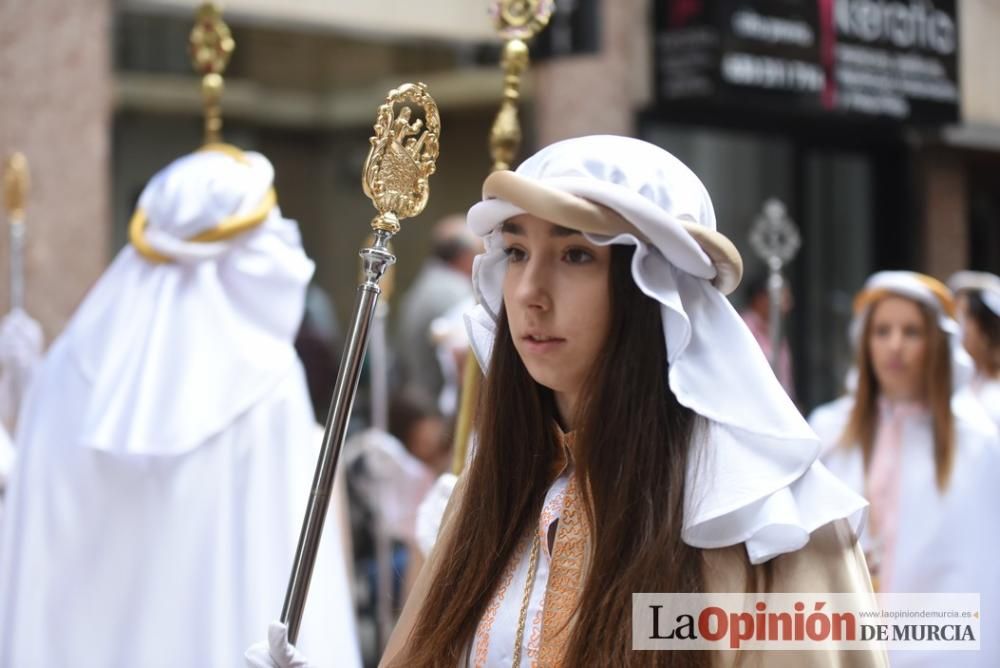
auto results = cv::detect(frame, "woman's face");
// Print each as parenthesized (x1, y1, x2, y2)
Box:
(501, 214, 612, 414)
(867, 296, 929, 401)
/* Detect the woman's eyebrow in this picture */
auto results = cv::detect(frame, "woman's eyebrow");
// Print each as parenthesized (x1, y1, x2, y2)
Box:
(499, 221, 580, 237)
(550, 224, 581, 237)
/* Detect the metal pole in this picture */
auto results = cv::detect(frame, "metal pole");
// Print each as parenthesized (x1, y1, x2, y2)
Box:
(767, 260, 783, 370)
(749, 199, 801, 377)
(282, 233, 394, 642)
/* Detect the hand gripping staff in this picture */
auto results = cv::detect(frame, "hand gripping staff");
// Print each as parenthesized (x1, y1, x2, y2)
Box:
(280, 83, 440, 643)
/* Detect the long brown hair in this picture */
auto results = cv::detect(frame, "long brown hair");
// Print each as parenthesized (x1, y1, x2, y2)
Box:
(398, 245, 713, 667)
(840, 296, 955, 491)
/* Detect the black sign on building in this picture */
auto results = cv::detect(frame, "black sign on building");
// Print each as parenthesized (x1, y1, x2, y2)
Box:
(654, 0, 959, 124)
(533, 0, 601, 61)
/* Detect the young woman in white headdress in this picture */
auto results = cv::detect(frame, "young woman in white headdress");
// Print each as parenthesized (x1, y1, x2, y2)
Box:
(252, 135, 884, 667)
(949, 271, 1000, 428)
(810, 270, 1000, 668)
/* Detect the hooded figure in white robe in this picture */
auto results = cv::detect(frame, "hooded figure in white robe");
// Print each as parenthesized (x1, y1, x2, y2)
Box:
(810, 270, 1000, 668)
(0, 147, 361, 668)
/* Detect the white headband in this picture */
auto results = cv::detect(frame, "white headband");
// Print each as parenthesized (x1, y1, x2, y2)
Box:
(464, 135, 866, 564)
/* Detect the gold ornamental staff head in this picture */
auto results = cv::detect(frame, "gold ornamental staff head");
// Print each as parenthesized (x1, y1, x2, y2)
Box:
(488, 0, 554, 171)
(189, 2, 235, 145)
(3, 153, 30, 221)
(362, 82, 441, 236)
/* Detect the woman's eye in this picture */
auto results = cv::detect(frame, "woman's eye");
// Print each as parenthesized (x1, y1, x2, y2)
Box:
(563, 247, 594, 264)
(503, 246, 527, 263)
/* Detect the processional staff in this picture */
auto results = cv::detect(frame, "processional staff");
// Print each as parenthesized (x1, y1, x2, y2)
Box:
(0, 152, 44, 433)
(281, 84, 441, 643)
(3, 154, 29, 315)
(748, 198, 801, 372)
(451, 0, 555, 474)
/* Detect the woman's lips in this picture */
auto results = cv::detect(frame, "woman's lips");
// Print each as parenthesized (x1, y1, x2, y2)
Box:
(521, 335, 566, 354)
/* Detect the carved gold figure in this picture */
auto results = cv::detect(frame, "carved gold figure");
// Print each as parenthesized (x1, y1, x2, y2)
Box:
(363, 83, 441, 234)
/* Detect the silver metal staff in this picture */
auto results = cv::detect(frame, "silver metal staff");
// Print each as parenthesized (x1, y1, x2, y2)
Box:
(364, 235, 396, 648)
(281, 82, 440, 643)
(3, 153, 29, 314)
(749, 198, 801, 370)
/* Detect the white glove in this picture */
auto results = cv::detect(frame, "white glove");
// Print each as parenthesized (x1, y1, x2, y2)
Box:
(245, 621, 313, 668)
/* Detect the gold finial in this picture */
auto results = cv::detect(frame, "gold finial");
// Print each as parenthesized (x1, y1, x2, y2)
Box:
(189, 2, 235, 145)
(362, 83, 441, 235)
(488, 0, 554, 171)
(3, 153, 30, 220)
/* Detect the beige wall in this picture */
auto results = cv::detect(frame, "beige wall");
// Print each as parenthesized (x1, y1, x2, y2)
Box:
(961, 0, 1000, 125)
(0, 0, 112, 341)
(918, 0, 1000, 279)
(533, 0, 649, 145)
(920, 149, 969, 279)
(123, 0, 496, 42)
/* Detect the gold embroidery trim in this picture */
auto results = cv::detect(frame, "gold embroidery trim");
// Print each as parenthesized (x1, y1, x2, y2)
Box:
(537, 476, 590, 666)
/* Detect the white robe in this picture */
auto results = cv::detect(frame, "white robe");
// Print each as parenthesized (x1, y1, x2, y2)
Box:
(810, 394, 1000, 668)
(0, 421, 13, 536)
(969, 376, 1000, 431)
(0, 337, 361, 668)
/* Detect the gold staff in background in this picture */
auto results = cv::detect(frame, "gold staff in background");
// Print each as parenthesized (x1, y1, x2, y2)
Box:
(281, 83, 440, 644)
(0, 152, 44, 434)
(129, 3, 259, 264)
(3, 154, 29, 314)
(189, 2, 235, 146)
(451, 0, 555, 475)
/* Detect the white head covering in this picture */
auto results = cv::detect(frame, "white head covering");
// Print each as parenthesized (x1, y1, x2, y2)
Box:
(849, 270, 974, 390)
(464, 135, 866, 564)
(948, 270, 1000, 318)
(64, 148, 314, 456)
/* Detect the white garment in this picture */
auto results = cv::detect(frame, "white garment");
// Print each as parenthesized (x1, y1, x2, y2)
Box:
(0, 149, 361, 668)
(415, 473, 458, 557)
(0, 421, 11, 492)
(344, 428, 435, 546)
(969, 375, 1000, 431)
(429, 296, 475, 416)
(811, 394, 1000, 668)
(0, 421, 12, 535)
(0, 307, 44, 432)
(0, 344, 360, 668)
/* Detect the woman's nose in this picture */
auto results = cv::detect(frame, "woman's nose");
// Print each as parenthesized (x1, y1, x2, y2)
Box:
(515, 258, 551, 311)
